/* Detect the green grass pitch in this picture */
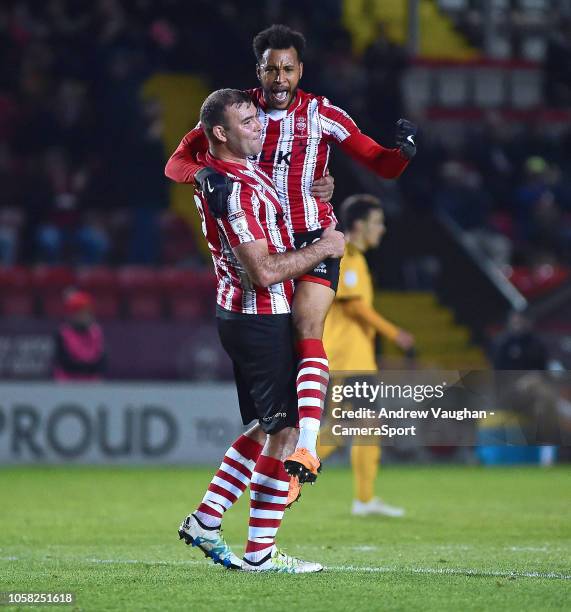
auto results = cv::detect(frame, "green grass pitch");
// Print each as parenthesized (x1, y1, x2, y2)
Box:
(1, 465, 569, 611)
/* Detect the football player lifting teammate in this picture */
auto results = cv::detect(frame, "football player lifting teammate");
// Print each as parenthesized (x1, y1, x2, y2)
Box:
(166, 24, 416, 488)
(177, 88, 345, 572)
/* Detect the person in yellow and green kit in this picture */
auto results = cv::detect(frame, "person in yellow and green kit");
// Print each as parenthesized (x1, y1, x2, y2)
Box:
(319, 194, 414, 516)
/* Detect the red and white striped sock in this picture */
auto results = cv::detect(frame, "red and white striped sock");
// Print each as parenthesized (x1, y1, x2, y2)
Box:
(295, 338, 329, 456)
(195, 434, 263, 528)
(243, 454, 289, 565)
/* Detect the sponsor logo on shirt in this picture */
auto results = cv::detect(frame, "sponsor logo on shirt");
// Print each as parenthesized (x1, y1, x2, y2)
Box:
(228, 210, 248, 235)
(228, 210, 246, 223)
(262, 412, 287, 421)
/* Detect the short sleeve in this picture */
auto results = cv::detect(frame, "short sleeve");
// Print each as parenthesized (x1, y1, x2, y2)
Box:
(337, 251, 366, 299)
(218, 182, 266, 247)
(319, 97, 360, 143)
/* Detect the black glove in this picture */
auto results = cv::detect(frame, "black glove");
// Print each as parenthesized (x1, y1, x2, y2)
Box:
(195, 167, 233, 218)
(395, 118, 417, 160)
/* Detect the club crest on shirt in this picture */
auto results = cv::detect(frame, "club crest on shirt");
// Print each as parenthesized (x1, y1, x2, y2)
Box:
(228, 210, 248, 234)
(295, 116, 307, 135)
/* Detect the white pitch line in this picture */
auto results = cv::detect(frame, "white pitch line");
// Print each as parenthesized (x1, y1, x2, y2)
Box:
(2, 556, 569, 580)
(508, 546, 551, 553)
(325, 565, 571, 580)
(84, 558, 202, 566)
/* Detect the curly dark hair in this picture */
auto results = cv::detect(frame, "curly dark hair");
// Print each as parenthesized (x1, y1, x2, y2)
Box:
(253, 24, 306, 63)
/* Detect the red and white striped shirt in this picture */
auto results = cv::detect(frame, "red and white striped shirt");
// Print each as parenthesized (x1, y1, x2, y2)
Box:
(248, 88, 358, 232)
(195, 152, 295, 315)
(166, 88, 409, 234)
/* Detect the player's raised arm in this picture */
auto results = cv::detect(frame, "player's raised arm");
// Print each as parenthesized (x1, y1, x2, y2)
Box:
(232, 225, 345, 288)
(164, 125, 208, 183)
(319, 98, 417, 179)
(340, 130, 411, 179)
(166, 124, 237, 218)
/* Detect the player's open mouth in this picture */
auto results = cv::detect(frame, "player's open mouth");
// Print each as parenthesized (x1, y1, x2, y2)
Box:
(271, 90, 289, 104)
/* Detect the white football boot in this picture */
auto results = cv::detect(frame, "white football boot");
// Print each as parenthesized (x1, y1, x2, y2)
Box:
(178, 513, 242, 569)
(351, 497, 405, 517)
(242, 546, 323, 573)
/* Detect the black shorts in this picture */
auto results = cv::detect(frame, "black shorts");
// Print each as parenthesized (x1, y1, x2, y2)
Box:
(294, 229, 340, 292)
(216, 307, 299, 434)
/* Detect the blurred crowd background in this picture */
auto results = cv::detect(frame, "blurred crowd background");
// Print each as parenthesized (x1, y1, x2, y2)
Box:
(0, 0, 570, 382)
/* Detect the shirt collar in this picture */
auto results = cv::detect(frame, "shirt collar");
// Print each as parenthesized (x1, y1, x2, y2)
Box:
(256, 88, 303, 115)
(205, 151, 249, 174)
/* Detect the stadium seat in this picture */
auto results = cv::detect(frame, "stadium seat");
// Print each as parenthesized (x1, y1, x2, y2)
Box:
(521, 36, 546, 61)
(438, 0, 468, 9)
(402, 67, 432, 111)
(31, 266, 76, 318)
(105, 209, 133, 264)
(117, 266, 162, 320)
(474, 68, 506, 108)
(31, 265, 76, 289)
(160, 212, 200, 265)
(436, 68, 469, 107)
(0, 266, 35, 317)
(506, 265, 570, 298)
(76, 266, 120, 319)
(76, 266, 118, 291)
(510, 68, 542, 109)
(160, 268, 217, 320)
(0, 207, 25, 264)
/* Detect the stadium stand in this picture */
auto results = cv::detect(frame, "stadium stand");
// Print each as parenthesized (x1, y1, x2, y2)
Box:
(0, 0, 569, 377)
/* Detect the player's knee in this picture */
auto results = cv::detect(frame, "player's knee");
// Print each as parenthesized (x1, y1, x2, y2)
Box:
(245, 423, 267, 446)
(292, 312, 325, 340)
(269, 426, 295, 442)
(267, 426, 298, 456)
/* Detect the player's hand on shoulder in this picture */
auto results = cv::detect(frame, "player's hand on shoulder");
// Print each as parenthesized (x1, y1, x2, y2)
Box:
(395, 118, 417, 160)
(311, 169, 335, 202)
(320, 223, 345, 258)
(195, 167, 234, 218)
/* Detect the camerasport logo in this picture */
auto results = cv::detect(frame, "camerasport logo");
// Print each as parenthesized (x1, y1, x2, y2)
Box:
(295, 117, 307, 135)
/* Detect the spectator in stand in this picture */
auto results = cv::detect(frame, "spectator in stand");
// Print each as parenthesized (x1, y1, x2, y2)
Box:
(317, 27, 368, 122)
(544, 16, 571, 108)
(53, 289, 106, 381)
(0, 0, 569, 272)
(492, 311, 548, 371)
(491, 311, 559, 454)
(512, 157, 571, 262)
(468, 112, 517, 210)
(123, 98, 169, 264)
(33, 147, 110, 264)
(434, 160, 511, 266)
(363, 22, 409, 140)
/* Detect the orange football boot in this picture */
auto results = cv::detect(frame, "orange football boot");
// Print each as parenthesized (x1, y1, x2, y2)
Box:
(284, 448, 322, 483)
(285, 476, 302, 509)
